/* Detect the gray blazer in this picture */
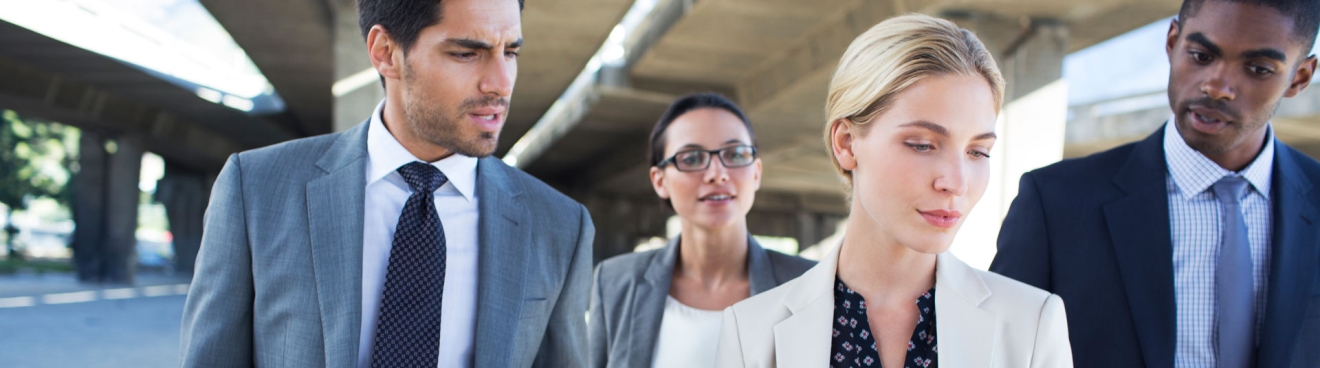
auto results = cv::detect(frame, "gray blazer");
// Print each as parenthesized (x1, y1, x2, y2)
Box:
(588, 236, 814, 368)
(180, 121, 595, 368)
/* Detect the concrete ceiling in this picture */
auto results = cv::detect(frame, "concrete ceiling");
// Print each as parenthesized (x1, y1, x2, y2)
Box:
(524, 0, 1182, 200)
(0, 18, 293, 171)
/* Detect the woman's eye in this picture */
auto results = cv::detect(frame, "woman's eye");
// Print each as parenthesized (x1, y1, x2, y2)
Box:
(906, 143, 934, 152)
(969, 150, 991, 159)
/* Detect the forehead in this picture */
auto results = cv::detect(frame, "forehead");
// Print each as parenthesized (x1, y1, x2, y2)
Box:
(664, 108, 752, 152)
(877, 74, 997, 135)
(425, 0, 522, 39)
(1181, 1, 1306, 56)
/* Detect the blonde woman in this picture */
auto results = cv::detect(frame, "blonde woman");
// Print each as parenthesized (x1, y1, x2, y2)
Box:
(714, 14, 1073, 368)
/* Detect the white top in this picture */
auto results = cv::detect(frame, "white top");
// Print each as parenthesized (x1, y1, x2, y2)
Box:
(1163, 119, 1274, 368)
(358, 100, 481, 368)
(651, 296, 724, 368)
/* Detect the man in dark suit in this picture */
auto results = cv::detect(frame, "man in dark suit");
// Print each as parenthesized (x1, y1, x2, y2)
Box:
(991, 0, 1320, 367)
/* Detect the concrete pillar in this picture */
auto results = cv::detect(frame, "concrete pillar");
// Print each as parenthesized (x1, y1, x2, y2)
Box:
(333, 0, 385, 132)
(946, 14, 1070, 270)
(72, 132, 107, 281)
(102, 135, 143, 283)
(582, 194, 668, 264)
(70, 132, 143, 284)
(155, 162, 212, 275)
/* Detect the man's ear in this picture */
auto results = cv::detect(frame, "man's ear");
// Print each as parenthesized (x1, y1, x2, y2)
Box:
(1285, 55, 1317, 98)
(1166, 18, 1181, 61)
(367, 25, 403, 82)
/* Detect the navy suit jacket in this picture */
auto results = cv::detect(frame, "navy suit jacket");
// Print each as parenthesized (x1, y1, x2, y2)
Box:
(990, 127, 1320, 368)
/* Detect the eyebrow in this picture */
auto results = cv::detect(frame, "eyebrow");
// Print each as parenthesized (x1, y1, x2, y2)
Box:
(678, 139, 747, 150)
(1242, 48, 1287, 63)
(898, 120, 996, 140)
(446, 38, 524, 50)
(1186, 32, 1223, 56)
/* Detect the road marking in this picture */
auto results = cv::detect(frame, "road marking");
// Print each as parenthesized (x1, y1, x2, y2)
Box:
(102, 288, 137, 300)
(0, 296, 36, 308)
(0, 283, 191, 309)
(42, 291, 98, 304)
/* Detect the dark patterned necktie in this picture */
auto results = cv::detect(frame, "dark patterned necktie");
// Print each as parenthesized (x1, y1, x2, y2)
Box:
(371, 162, 448, 368)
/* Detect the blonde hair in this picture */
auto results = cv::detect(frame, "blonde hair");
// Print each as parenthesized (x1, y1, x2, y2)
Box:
(824, 14, 1005, 192)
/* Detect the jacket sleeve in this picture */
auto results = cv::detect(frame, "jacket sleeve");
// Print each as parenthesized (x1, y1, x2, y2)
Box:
(714, 307, 747, 368)
(533, 203, 595, 368)
(989, 172, 1053, 290)
(179, 154, 254, 367)
(1030, 294, 1074, 368)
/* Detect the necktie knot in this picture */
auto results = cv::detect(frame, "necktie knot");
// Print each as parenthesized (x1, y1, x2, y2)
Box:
(1211, 175, 1249, 207)
(397, 162, 448, 194)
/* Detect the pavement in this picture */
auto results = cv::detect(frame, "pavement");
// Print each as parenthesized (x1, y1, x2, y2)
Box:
(0, 272, 191, 368)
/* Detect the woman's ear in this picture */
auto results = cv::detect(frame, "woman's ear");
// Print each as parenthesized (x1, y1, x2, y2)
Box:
(831, 119, 858, 171)
(649, 166, 669, 199)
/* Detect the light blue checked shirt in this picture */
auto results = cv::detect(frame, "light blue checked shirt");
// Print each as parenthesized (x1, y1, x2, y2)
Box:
(1164, 120, 1274, 368)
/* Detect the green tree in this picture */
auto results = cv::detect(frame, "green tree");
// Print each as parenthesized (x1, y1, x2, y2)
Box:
(0, 110, 75, 258)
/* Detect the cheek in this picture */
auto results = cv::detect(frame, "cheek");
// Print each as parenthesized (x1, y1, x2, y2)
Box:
(965, 161, 992, 204)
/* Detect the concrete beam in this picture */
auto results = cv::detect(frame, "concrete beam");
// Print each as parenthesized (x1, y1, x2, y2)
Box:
(0, 54, 246, 171)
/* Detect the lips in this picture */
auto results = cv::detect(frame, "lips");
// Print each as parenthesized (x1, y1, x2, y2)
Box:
(698, 193, 735, 203)
(1186, 105, 1234, 134)
(917, 209, 961, 229)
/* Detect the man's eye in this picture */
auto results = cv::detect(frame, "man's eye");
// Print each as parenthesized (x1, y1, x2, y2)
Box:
(450, 52, 477, 60)
(1249, 65, 1274, 76)
(1190, 51, 1213, 63)
(505, 51, 520, 58)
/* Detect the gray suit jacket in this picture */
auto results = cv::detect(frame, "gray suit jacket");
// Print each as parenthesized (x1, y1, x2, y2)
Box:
(588, 236, 814, 368)
(180, 121, 595, 368)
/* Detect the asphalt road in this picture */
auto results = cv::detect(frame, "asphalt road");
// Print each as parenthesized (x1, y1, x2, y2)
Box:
(0, 283, 185, 367)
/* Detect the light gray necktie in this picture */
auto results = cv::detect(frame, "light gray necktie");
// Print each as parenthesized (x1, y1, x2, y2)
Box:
(1211, 176, 1255, 368)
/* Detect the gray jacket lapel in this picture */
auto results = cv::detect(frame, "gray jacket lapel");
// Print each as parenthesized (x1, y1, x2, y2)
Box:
(626, 237, 679, 368)
(627, 235, 778, 367)
(306, 122, 369, 367)
(473, 157, 531, 368)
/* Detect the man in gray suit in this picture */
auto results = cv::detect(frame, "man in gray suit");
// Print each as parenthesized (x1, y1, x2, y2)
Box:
(179, 0, 594, 367)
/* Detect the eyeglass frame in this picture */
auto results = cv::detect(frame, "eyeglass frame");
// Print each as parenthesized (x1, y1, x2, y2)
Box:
(656, 145, 759, 172)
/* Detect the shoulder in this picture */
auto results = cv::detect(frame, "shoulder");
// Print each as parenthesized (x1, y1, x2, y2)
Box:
(973, 267, 1054, 308)
(1278, 142, 1320, 178)
(765, 250, 816, 281)
(596, 248, 662, 283)
(1027, 140, 1138, 184)
(480, 157, 583, 213)
(231, 131, 344, 176)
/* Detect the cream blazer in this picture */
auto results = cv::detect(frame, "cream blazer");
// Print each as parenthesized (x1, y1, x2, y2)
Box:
(715, 245, 1073, 368)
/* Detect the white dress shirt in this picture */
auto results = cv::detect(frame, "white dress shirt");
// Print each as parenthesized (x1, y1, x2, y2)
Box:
(358, 100, 481, 368)
(651, 296, 723, 368)
(1164, 120, 1274, 368)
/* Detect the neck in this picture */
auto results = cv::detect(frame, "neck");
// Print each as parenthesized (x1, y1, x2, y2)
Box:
(383, 92, 453, 163)
(674, 219, 750, 287)
(835, 214, 937, 306)
(1195, 123, 1270, 172)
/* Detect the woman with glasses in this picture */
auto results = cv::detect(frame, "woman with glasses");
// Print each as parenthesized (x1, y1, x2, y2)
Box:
(588, 93, 816, 368)
(715, 14, 1072, 368)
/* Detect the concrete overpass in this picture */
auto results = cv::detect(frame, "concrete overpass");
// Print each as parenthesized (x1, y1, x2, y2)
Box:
(0, 0, 1190, 281)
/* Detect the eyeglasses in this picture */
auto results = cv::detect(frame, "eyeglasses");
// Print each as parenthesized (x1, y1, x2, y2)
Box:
(657, 145, 758, 172)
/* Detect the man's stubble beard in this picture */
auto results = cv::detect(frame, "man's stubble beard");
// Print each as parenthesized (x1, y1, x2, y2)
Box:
(401, 61, 503, 158)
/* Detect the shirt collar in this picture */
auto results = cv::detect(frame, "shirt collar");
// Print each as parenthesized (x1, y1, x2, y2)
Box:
(366, 99, 478, 201)
(1163, 116, 1274, 200)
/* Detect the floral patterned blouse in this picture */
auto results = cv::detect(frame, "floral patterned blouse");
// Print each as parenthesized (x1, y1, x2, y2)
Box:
(830, 277, 937, 368)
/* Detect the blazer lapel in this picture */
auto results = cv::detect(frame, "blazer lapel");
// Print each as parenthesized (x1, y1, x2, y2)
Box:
(626, 237, 679, 368)
(934, 253, 997, 368)
(1102, 128, 1176, 368)
(472, 158, 531, 368)
(773, 244, 838, 368)
(306, 122, 370, 368)
(1257, 143, 1319, 367)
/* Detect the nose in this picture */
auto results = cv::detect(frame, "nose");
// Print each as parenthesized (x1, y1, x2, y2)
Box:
(480, 55, 516, 98)
(933, 155, 968, 196)
(703, 156, 730, 184)
(1200, 64, 1235, 101)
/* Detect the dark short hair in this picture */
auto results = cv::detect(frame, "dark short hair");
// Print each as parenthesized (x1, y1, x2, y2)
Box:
(647, 93, 756, 168)
(647, 93, 756, 210)
(1179, 0, 1320, 54)
(357, 0, 526, 55)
